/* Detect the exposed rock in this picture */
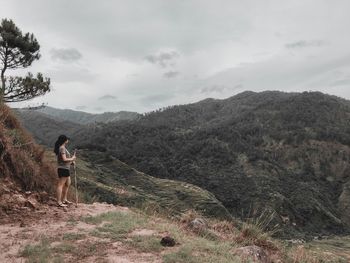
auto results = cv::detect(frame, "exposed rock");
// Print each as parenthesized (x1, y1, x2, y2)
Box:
(24, 198, 38, 210)
(12, 194, 27, 205)
(234, 245, 271, 263)
(287, 239, 305, 244)
(189, 218, 208, 232)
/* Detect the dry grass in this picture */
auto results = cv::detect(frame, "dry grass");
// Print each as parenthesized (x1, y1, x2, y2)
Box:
(286, 245, 347, 263)
(0, 104, 57, 195)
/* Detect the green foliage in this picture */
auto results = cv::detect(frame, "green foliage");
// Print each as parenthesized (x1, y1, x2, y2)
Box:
(0, 18, 50, 103)
(62, 233, 86, 241)
(163, 246, 196, 263)
(127, 235, 164, 253)
(0, 19, 40, 69)
(72, 91, 350, 238)
(4, 72, 50, 102)
(17, 91, 350, 237)
(20, 238, 52, 263)
(52, 242, 75, 254)
(84, 211, 148, 241)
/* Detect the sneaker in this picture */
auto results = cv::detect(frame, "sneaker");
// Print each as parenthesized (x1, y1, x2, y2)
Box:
(63, 200, 73, 205)
(57, 202, 68, 207)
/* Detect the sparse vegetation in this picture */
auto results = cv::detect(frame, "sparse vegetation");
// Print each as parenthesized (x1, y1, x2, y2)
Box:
(13, 202, 348, 262)
(62, 232, 86, 241)
(127, 235, 164, 253)
(20, 238, 55, 263)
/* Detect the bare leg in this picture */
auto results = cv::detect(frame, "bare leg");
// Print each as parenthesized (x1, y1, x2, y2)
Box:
(62, 176, 71, 201)
(57, 177, 68, 203)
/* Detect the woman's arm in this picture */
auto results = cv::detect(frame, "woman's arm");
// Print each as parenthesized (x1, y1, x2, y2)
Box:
(61, 153, 76, 162)
(59, 147, 76, 162)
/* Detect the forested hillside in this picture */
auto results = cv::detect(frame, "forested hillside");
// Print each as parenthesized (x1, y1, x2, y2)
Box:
(74, 91, 350, 238)
(16, 91, 350, 238)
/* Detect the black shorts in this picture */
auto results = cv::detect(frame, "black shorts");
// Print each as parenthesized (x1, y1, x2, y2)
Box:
(58, 168, 70, 178)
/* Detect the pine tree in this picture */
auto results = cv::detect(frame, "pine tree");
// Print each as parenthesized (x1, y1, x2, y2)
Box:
(0, 19, 50, 104)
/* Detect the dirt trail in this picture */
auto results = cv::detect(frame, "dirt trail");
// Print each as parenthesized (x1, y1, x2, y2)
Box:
(0, 202, 162, 263)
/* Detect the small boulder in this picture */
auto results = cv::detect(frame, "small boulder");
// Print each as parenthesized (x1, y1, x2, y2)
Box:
(189, 218, 208, 232)
(234, 245, 271, 263)
(160, 236, 176, 247)
(12, 194, 27, 205)
(24, 198, 38, 210)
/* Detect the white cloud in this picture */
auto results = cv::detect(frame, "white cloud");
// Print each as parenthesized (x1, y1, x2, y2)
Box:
(98, 95, 117, 100)
(145, 51, 180, 68)
(163, 71, 180, 79)
(50, 48, 82, 62)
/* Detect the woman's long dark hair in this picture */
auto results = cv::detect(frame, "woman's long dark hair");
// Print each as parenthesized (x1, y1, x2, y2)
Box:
(54, 135, 68, 155)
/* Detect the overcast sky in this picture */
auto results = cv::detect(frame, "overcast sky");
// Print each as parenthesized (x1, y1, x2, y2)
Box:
(1, 0, 350, 113)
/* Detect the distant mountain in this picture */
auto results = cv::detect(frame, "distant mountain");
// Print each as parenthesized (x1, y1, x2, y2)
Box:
(14, 106, 140, 146)
(36, 106, 140, 124)
(17, 90, 350, 238)
(14, 109, 82, 146)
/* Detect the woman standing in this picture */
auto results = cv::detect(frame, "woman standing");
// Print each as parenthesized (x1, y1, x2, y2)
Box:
(54, 135, 76, 207)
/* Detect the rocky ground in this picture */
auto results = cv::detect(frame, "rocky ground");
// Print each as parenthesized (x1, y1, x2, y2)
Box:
(0, 177, 166, 262)
(0, 200, 166, 263)
(1, 177, 349, 263)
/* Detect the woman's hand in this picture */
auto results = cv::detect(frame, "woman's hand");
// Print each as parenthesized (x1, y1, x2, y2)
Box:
(72, 149, 77, 161)
(70, 155, 76, 163)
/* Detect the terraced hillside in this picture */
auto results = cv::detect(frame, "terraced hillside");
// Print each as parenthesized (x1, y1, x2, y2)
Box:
(45, 149, 232, 220)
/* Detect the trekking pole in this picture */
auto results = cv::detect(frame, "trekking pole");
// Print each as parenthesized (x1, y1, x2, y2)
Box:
(73, 163, 78, 207)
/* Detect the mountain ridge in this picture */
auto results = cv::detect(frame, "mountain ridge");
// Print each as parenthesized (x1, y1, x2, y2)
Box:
(18, 106, 141, 125)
